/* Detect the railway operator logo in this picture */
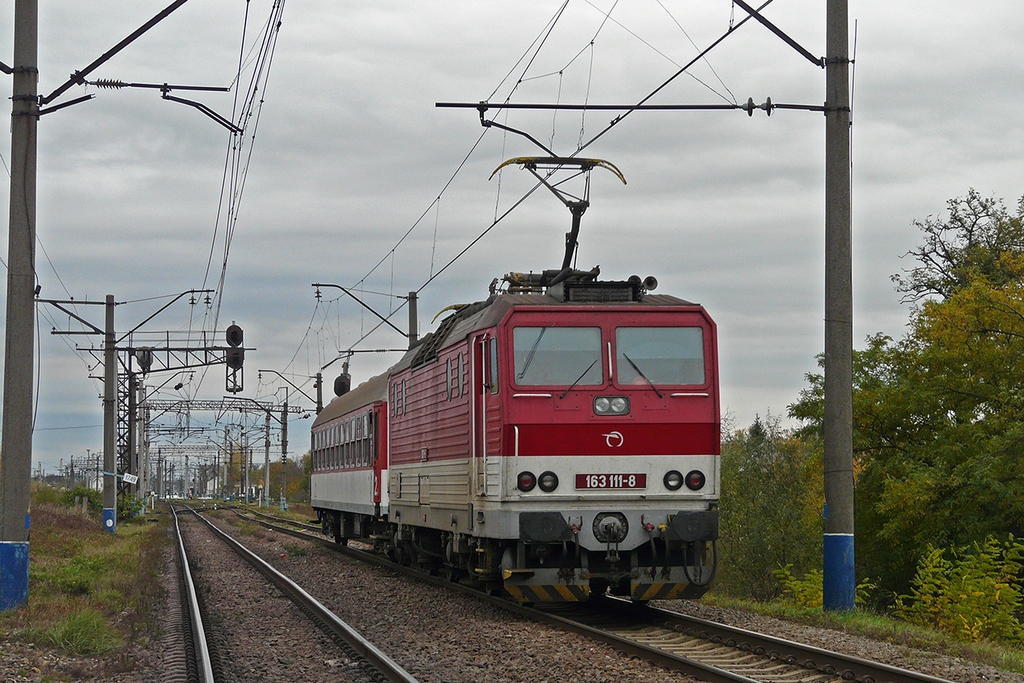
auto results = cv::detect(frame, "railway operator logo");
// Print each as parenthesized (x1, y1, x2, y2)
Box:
(602, 431, 624, 448)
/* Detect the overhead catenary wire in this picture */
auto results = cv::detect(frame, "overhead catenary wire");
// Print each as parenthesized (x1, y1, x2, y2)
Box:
(297, 2, 580, 370)
(300, 2, 763, 372)
(576, 0, 775, 155)
(422, 3, 766, 289)
(187, 0, 287, 396)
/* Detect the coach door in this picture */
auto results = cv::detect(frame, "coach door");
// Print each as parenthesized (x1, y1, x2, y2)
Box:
(473, 334, 501, 498)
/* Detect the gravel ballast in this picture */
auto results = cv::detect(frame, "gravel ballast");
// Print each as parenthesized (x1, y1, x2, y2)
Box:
(3, 508, 1021, 682)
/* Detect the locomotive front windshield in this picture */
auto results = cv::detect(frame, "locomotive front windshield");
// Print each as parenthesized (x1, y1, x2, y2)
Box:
(616, 326, 705, 385)
(513, 326, 603, 386)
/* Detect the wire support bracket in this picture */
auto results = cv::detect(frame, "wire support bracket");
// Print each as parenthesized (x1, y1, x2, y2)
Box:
(731, 0, 824, 68)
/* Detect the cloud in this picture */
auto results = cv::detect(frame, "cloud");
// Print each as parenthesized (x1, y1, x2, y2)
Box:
(2, 0, 1022, 470)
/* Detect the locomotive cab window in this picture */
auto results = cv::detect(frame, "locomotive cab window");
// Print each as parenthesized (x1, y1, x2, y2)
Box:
(512, 326, 603, 386)
(615, 326, 705, 386)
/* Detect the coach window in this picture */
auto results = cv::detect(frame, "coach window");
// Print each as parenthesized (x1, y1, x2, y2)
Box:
(354, 419, 362, 466)
(355, 416, 362, 466)
(344, 420, 350, 468)
(615, 326, 705, 386)
(364, 411, 372, 464)
(336, 423, 341, 468)
(346, 419, 354, 468)
(342, 421, 350, 471)
(365, 414, 371, 465)
(334, 425, 340, 468)
(513, 326, 603, 386)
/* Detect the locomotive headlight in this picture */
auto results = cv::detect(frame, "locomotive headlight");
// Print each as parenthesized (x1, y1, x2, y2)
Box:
(664, 470, 684, 491)
(685, 470, 706, 491)
(538, 471, 559, 492)
(594, 396, 629, 415)
(517, 471, 537, 492)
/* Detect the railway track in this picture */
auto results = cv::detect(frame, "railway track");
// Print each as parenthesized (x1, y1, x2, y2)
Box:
(170, 505, 420, 683)
(531, 598, 959, 683)
(237, 508, 959, 683)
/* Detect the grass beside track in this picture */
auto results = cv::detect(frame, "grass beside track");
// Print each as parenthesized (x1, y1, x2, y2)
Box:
(701, 593, 1024, 675)
(0, 500, 168, 675)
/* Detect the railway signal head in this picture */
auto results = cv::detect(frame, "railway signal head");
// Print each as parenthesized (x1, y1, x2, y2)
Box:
(135, 346, 153, 373)
(226, 323, 244, 349)
(226, 323, 245, 370)
(225, 322, 245, 393)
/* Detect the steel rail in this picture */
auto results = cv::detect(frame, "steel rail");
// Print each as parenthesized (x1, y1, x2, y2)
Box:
(611, 598, 958, 683)
(171, 506, 216, 683)
(231, 512, 760, 683)
(185, 507, 421, 683)
(236, 511, 961, 683)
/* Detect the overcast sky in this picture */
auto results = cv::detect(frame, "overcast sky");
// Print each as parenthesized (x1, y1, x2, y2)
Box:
(2, 0, 1023, 475)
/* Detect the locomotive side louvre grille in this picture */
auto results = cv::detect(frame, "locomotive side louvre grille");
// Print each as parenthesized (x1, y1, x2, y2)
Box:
(562, 281, 640, 303)
(411, 314, 460, 369)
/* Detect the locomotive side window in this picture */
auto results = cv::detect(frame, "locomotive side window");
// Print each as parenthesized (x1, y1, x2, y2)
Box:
(615, 326, 705, 386)
(488, 338, 499, 394)
(445, 358, 453, 401)
(513, 327, 603, 386)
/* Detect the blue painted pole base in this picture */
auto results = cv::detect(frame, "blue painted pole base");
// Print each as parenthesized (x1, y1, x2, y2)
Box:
(0, 541, 30, 611)
(823, 533, 855, 611)
(102, 508, 116, 534)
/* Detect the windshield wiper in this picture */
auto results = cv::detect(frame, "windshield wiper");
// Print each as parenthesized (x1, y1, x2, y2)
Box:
(621, 353, 663, 398)
(560, 358, 599, 399)
(516, 328, 547, 382)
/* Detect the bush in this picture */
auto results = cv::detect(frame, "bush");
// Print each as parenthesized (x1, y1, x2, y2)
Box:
(59, 486, 102, 513)
(895, 537, 1024, 644)
(773, 564, 876, 608)
(117, 493, 145, 522)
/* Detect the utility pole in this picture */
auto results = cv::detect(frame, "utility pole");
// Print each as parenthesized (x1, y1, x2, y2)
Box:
(103, 295, 117, 532)
(823, 0, 855, 611)
(0, 0, 38, 611)
(263, 411, 270, 507)
(281, 394, 289, 510)
(157, 448, 164, 500)
(138, 384, 150, 504)
(243, 434, 249, 503)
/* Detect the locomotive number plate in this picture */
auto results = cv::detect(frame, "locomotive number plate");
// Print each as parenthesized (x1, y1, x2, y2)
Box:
(575, 473, 647, 489)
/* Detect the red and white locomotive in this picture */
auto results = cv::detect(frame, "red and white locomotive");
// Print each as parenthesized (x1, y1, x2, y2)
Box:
(311, 268, 720, 602)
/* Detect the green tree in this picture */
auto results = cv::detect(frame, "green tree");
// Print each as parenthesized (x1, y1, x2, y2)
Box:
(717, 415, 823, 600)
(892, 189, 1024, 302)
(791, 190, 1024, 599)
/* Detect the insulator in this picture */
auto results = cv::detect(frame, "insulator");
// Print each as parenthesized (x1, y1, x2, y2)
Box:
(91, 79, 127, 90)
